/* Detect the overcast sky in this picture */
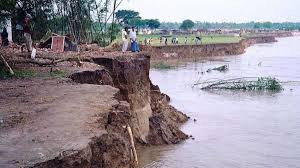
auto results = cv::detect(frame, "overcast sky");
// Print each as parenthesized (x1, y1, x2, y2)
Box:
(119, 0, 300, 23)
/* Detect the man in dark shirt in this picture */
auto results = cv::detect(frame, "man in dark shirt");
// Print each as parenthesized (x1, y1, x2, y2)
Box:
(1, 27, 9, 47)
(23, 14, 33, 52)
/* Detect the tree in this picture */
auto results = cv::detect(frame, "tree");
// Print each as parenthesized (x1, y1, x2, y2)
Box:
(115, 10, 140, 24)
(180, 19, 195, 30)
(146, 19, 160, 29)
(128, 18, 147, 28)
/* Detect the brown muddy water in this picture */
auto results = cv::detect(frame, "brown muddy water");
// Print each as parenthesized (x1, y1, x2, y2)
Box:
(139, 37, 300, 168)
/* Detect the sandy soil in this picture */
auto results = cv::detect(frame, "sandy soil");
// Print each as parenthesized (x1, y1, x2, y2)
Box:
(0, 78, 119, 167)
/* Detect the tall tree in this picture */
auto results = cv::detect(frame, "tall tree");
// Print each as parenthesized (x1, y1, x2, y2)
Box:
(115, 10, 140, 24)
(146, 19, 160, 29)
(180, 19, 195, 30)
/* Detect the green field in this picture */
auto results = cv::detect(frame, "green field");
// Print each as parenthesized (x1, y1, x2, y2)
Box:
(135, 34, 242, 46)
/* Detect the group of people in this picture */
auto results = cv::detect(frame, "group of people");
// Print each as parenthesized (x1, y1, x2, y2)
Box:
(121, 27, 140, 53)
(1, 14, 33, 54)
(155, 32, 203, 46)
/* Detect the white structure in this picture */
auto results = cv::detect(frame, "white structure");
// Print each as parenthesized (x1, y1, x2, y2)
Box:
(6, 18, 13, 42)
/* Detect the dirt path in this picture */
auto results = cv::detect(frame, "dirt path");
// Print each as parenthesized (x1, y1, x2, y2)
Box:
(0, 78, 119, 167)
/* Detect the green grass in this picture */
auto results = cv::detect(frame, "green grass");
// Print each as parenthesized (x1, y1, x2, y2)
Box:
(0, 64, 67, 79)
(114, 33, 242, 46)
(14, 70, 38, 78)
(49, 70, 68, 78)
(152, 61, 174, 69)
(137, 34, 242, 46)
(0, 68, 38, 79)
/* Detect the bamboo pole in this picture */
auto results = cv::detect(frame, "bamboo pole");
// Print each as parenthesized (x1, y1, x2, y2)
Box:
(124, 125, 138, 166)
(110, 0, 117, 43)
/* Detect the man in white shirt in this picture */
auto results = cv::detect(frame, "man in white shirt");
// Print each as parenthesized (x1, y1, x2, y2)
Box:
(122, 27, 129, 52)
(129, 27, 139, 52)
(129, 27, 137, 42)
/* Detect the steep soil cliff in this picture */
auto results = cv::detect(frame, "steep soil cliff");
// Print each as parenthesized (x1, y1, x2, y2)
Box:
(1, 55, 189, 168)
(71, 55, 189, 145)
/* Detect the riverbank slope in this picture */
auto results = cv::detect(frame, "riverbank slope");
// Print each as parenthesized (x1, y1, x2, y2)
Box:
(0, 52, 188, 168)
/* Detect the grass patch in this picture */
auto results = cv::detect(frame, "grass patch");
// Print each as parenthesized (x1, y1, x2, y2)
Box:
(152, 61, 174, 69)
(136, 34, 242, 46)
(114, 33, 242, 46)
(1, 62, 67, 79)
(14, 70, 38, 78)
(0, 69, 38, 79)
(49, 70, 68, 78)
(0, 64, 11, 79)
(1, 62, 38, 79)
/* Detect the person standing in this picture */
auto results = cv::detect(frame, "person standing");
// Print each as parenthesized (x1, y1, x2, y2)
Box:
(129, 27, 139, 52)
(122, 27, 129, 53)
(15, 23, 23, 45)
(195, 31, 202, 45)
(1, 27, 9, 47)
(23, 14, 33, 52)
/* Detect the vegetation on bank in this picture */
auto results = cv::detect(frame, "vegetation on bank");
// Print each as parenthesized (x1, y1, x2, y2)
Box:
(151, 61, 174, 69)
(195, 77, 283, 91)
(160, 21, 300, 31)
(0, 63, 67, 79)
(135, 34, 242, 46)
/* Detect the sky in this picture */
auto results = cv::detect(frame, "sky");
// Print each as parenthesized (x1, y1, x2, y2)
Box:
(119, 0, 300, 23)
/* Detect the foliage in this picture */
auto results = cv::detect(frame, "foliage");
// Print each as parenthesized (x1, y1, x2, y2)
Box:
(115, 10, 141, 24)
(180, 19, 195, 30)
(0, 0, 124, 44)
(115, 10, 161, 30)
(93, 23, 120, 46)
(145, 19, 161, 29)
(160, 21, 300, 30)
(195, 77, 283, 91)
(128, 18, 147, 28)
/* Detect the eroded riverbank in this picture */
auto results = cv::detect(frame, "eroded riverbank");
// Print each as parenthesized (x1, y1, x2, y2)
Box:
(0, 54, 188, 168)
(0, 34, 294, 167)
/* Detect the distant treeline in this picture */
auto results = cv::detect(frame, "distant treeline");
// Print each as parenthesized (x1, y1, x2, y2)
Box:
(160, 22, 300, 30)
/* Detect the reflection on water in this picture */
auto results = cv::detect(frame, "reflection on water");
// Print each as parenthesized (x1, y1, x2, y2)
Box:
(139, 37, 300, 168)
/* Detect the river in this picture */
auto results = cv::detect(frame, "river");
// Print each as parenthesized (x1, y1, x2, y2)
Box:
(139, 36, 300, 168)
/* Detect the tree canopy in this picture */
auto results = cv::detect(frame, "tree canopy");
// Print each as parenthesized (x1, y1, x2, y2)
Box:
(161, 21, 300, 30)
(115, 9, 160, 29)
(115, 10, 141, 24)
(145, 19, 160, 29)
(0, 0, 128, 45)
(180, 19, 195, 30)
